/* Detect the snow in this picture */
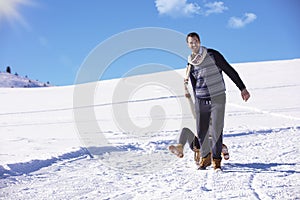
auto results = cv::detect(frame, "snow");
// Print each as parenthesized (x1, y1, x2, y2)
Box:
(0, 59, 300, 199)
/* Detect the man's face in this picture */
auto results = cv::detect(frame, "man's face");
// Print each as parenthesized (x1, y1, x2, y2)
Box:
(187, 36, 200, 54)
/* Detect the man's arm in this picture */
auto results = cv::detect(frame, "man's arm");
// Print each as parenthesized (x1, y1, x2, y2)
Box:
(210, 49, 250, 101)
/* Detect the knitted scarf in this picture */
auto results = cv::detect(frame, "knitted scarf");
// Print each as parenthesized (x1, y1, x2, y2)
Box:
(188, 46, 207, 66)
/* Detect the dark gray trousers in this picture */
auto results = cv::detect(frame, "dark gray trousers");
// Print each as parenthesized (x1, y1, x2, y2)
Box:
(195, 94, 226, 159)
(178, 127, 200, 150)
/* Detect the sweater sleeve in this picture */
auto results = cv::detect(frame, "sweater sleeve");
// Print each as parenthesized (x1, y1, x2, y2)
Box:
(209, 49, 246, 91)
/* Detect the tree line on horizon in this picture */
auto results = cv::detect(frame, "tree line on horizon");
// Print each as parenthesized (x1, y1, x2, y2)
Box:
(1, 66, 51, 87)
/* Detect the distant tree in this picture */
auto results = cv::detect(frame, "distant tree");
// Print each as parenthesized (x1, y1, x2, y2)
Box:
(15, 72, 19, 76)
(47, 81, 50, 85)
(25, 75, 28, 78)
(6, 66, 11, 74)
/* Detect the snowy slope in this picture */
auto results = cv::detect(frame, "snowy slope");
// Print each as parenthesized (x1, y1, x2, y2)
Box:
(0, 72, 51, 88)
(0, 59, 300, 199)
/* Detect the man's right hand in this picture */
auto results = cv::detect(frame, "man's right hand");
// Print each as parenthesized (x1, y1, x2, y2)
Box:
(185, 93, 191, 98)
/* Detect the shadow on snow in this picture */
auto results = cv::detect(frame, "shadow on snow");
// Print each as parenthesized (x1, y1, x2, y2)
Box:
(223, 162, 299, 174)
(0, 140, 174, 179)
(225, 126, 300, 138)
(0, 148, 90, 179)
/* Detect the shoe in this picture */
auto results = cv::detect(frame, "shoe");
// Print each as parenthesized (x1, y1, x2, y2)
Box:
(169, 144, 184, 158)
(198, 152, 211, 170)
(213, 158, 222, 170)
(193, 149, 201, 166)
(222, 144, 229, 160)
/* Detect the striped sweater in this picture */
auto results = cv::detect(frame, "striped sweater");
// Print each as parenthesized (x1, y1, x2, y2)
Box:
(189, 48, 246, 99)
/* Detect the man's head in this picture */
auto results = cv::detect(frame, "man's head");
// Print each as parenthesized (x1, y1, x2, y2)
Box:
(186, 32, 201, 54)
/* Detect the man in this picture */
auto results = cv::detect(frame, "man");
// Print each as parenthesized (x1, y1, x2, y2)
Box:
(169, 83, 229, 166)
(185, 32, 250, 170)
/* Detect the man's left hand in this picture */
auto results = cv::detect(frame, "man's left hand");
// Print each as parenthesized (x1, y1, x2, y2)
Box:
(241, 89, 250, 102)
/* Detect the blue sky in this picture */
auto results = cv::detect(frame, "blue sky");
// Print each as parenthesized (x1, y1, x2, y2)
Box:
(0, 0, 299, 86)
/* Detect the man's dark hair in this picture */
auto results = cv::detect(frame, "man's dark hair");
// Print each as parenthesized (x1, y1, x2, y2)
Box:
(186, 32, 200, 43)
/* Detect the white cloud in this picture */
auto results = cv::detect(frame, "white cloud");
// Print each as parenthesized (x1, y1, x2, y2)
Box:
(228, 13, 257, 29)
(0, 0, 35, 30)
(155, 0, 200, 18)
(204, 1, 228, 16)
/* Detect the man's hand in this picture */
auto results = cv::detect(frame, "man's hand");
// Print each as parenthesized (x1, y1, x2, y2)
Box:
(185, 93, 191, 98)
(241, 89, 250, 102)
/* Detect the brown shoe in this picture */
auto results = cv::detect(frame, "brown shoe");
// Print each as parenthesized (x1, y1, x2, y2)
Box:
(169, 144, 184, 158)
(193, 149, 201, 166)
(198, 152, 211, 170)
(213, 158, 222, 170)
(222, 144, 229, 160)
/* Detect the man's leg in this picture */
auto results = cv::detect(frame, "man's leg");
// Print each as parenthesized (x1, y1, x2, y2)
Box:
(195, 98, 212, 169)
(195, 98, 211, 158)
(179, 127, 196, 147)
(169, 128, 195, 158)
(211, 94, 226, 169)
(210, 94, 225, 159)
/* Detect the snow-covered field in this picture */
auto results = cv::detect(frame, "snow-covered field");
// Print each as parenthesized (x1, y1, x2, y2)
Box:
(0, 59, 300, 199)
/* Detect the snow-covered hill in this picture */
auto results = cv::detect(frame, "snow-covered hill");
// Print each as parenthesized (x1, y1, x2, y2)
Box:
(0, 72, 51, 88)
(0, 59, 299, 199)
